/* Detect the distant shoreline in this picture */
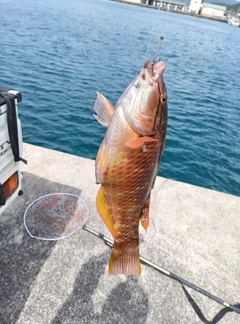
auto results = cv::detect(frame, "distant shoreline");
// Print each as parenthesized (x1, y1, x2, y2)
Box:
(110, 0, 229, 24)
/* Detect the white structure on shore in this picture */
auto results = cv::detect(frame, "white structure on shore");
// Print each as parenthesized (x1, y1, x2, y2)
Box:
(118, 0, 227, 18)
(201, 3, 226, 17)
(189, 0, 203, 14)
(189, 0, 226, 17)
(125, 0, 142, 3)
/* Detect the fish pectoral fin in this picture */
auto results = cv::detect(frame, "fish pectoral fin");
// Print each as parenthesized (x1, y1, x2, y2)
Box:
(96, 186, 116, 239)
(140, 196, 151, 231)
(95, 142, 109, 180)
(93, 91, 114, 127)
(126, 136, 159, 150)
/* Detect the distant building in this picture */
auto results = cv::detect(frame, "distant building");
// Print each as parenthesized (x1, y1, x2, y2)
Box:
(117, 0, 142, 3)
(189, 0, 226, 17)
(120, 0, 227, 18)
(126, 0, 142, 3)
(142, 0, 189, 11)
(189, 0, 203, 14)
(201, 3, 226, 17)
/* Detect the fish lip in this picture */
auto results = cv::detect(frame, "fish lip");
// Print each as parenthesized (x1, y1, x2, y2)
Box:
(143, 60, 166, 80)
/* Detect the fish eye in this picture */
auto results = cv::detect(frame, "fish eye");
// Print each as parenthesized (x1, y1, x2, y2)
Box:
(160, 93, 167, 104)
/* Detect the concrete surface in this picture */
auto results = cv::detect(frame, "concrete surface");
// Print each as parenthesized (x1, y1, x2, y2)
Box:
(0, 143, 239, 324)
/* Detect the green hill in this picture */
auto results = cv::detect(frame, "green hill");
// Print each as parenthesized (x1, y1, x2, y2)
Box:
(211, 2, 240, 12)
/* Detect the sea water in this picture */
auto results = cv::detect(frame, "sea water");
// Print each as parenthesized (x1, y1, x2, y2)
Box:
(0, 0, 239, 196)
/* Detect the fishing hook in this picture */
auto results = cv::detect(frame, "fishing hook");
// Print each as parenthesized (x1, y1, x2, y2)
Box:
(153, 36, 164, 63)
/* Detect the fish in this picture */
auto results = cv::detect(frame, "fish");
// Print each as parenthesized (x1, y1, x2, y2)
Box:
(94, 57, 168, 276)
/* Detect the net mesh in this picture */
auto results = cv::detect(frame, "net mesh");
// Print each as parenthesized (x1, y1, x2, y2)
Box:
(24, 193, 89, 240)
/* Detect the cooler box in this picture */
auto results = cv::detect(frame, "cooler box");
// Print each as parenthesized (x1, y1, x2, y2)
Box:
(0, 87, 26, 214)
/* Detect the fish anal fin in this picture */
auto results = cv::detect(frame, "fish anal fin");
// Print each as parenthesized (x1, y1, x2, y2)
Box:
(126, 136, 158, 150)
(96, 186, 116, 239)
(140, 196, 150, 230)
(109, 243, 141, 276)
(94, 92, 114, 127)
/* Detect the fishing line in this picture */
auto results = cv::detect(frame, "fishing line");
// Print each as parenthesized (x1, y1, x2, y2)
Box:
(84, 225, 240, 324)
(99, 29, 164, 231)
(92, 5, 240, 324)
(144, 2, 164, 62)
(153, 36, 164, 63)
(129, 0, 165, 124)
(101, 1, 165, 206)
(95, 3, 167, 274)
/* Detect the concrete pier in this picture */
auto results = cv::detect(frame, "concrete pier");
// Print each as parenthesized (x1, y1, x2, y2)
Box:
(1, 143, 239, 323)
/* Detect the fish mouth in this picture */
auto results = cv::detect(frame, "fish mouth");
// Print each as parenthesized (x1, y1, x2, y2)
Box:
(143, 60, 167, 105)
(143, 60, 166, 80)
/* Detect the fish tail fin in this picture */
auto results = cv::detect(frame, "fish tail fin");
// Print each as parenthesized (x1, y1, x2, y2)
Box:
(108, 242, 141, 276)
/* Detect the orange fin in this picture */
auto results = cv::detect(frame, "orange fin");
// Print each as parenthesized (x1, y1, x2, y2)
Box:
(95, 144, 109, 181)
(99, 146, 109, 173)
(96, 186, 116, 239)
(109, 244, 141, 276)
(93, 91, 114, 127)
(126, 136, 158, 150)
(141, 196, 150, 230)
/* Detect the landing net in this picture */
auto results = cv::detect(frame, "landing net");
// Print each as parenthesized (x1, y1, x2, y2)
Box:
(24, 193, 89, 241)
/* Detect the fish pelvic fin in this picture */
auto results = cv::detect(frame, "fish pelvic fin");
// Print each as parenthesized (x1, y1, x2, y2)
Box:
(93, 91, 114, 127)
(109, 242, 141, 276)
(96, 186, 116, 239)
(140, 196, 150, 231)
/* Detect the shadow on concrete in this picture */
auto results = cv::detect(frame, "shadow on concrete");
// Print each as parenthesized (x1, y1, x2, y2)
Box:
(1, 171, 149, 324)
(0, 172, 81, 324)
(99, 277, 149, 324)
(52, 252, 149, 324)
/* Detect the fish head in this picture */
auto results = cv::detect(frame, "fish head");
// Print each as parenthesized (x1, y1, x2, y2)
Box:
(119, 60, 168, 136)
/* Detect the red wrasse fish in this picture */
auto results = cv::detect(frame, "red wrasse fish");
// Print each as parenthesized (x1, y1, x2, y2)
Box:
(94, 59, 168, 276)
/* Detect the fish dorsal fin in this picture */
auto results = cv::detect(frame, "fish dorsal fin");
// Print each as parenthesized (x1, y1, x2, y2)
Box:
(93, 91, 114, 127)
(96, 186, 116, 239)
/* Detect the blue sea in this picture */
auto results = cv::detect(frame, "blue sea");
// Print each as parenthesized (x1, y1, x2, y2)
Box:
(1, 0, 240, 196)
